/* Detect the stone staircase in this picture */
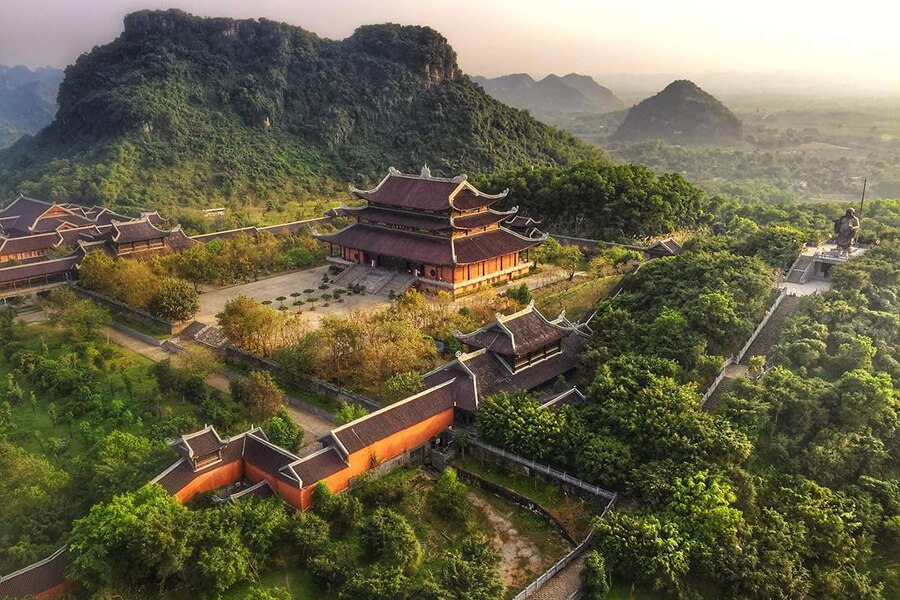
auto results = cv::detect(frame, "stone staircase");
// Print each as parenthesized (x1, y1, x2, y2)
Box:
(357, 268, 395, 294)
(330, 264, 370, 288)
(787, 255, 814, 284)
(739, 294, 801, 364)
(377, 272, 416, 296)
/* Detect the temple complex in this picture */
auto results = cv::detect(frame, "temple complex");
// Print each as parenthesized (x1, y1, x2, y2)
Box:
(0, 197, 193, 297)
(318, 167, 547, 296)
(0, 301, 588, 600)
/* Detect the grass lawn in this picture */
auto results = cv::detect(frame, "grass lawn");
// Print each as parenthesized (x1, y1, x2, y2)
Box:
(608, 581, 668, 600)
(111, 313, 170, 340)
(454, 453, 603, 540)
(4, 323, 186, 466)
(533, 274, 621, 321)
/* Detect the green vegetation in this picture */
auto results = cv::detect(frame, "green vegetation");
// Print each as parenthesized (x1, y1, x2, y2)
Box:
(614, 80, 743, 145)
(78, 251, 199, 322)
(477, 232, 900, 598)
(66, 466, 570, 599)
(477, 161, 710, 240)
(0, 312, 239, 574)
(0, 10, 596, 213)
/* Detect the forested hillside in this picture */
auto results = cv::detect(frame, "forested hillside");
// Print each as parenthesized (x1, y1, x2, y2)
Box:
(615, 80, 743, 144)
(0, 10, 597, 210)
(478, 161, 711, 240)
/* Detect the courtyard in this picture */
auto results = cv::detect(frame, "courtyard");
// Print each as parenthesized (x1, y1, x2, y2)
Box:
(193, 265, 391, 325)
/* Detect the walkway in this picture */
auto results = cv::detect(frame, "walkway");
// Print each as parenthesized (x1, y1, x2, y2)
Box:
(100, 326, 334, 442)
(194, 265, 390, 326)
(739, 295, 801, 365)
(530, 556, 584, 600)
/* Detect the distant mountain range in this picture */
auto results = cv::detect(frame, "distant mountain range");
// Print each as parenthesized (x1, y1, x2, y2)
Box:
(0, 65, 63, 148)
(0, 10, 598, 208)
(472, 73, 624, 115)
(614, 80, 743, 144)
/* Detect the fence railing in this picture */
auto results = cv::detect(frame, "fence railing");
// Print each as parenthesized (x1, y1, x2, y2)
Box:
(735, 288, 787, 364)
(470, 439, 617, 502)
(512, 531, 595, 600)
(700, 287, 789, 407)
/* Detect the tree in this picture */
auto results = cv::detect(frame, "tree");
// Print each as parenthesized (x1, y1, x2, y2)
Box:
(68, 484, 194, 593)
(434, 534, 503, 600)
(231, 371, 283, 420)
(506, 282, 532, 305)
(557, 244, 584, 279)
(335, 402, 368, 425)
(265, 408, 304, 452)
(431, 468, 469, 524)
(341, 565, 410, 600)
(360, 507, 423, 570)
(312, 482, 362, 535)
(476, 392, 566, 461)
(88, 431, 168, 502)
(287, 511, 330, 562)
(147, 278, 199, 322)
(381, 371, 424, 404)
(56, 299, 111, 341)
(217, 295, 307, 356)
(581, 551, 610, 600)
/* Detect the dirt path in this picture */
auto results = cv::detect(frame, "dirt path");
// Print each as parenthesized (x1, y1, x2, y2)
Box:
(99, 327, 334, 443)
(467, 491, 548, 590)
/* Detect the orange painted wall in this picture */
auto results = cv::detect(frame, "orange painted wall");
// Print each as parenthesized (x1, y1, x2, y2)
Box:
(244, 462, 303, 509)
(174, 460, 244, 504)
(32, 580, 78, 600)
(300, 407, 454, 509)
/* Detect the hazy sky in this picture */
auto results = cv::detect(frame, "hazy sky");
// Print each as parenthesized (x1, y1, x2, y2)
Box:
(2, 0, 899, 93)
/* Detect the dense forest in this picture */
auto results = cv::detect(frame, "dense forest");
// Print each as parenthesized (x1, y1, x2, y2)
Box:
(0, 10, 597, 212)
(477, 199, 900, 598)
(477, 161, 710, 240)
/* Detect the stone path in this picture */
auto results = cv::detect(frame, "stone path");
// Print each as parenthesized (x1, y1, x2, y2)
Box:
(739, 294, 801, 365)
(530, 555, 584, 600)
(99, 326, 333, 444)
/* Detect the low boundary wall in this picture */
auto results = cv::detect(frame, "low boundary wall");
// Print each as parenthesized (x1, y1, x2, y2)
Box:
(71, 284, 174, 334)
(469, 439, 617, 502)
(454, 467, 577, 544)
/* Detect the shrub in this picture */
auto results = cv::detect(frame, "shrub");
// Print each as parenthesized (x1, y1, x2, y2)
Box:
(335, 402, 368, 424)
(360, 507, 422, 570)
(147, 278, 199, 322)
(309, 542, 356, 590)
(581, 551, 610, 599)
(431, 468, 469, 524)
(287, 511, 330, 562)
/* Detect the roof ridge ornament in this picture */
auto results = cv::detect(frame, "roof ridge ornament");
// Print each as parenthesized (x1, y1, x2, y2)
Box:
(452, 174, 468, 183)
(421, 164, 431, 178)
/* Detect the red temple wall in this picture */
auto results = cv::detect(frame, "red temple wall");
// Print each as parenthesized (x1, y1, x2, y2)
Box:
(244, 462, 303, 509)
(31, 580, 78, 600)
(173, 460, 244, 504)
(300, 407, 454, 509)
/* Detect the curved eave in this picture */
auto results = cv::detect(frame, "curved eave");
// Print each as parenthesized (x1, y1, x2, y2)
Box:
(450, 206, 519, 230)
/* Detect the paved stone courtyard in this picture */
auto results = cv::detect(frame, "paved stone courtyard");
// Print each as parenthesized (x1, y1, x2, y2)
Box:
(194, 265, 391, 326)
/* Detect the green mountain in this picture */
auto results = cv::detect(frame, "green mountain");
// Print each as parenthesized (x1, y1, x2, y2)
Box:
(0, 10, 598, 209)
(0, 65, 63, 148)
(614, 80, 743, 144)
(472, 73, 624, 115)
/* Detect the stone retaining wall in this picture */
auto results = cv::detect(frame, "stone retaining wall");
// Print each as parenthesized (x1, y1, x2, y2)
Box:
(71, 284, 174, 334)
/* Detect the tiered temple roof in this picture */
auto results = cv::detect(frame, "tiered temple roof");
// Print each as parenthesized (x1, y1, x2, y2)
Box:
(424, 302, 590, 412)
(316, 168, 547, 268)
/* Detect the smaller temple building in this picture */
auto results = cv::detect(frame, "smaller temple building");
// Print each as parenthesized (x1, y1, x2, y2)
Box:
(0, 197, 193, 297)
(318, 167, 547, 296)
